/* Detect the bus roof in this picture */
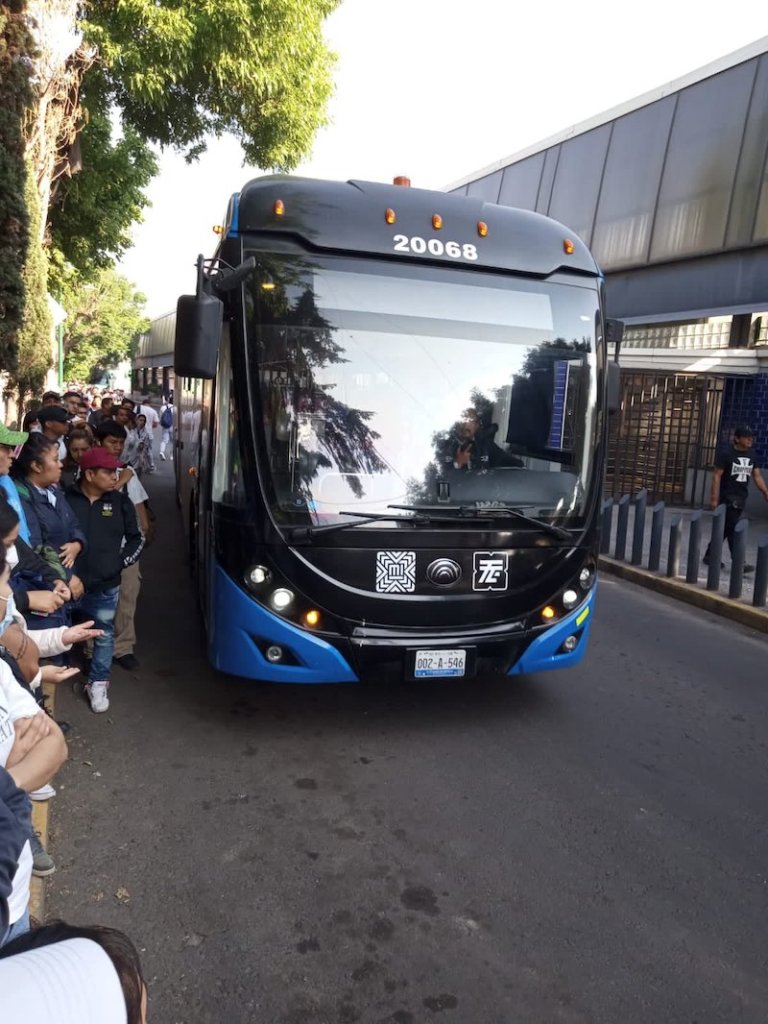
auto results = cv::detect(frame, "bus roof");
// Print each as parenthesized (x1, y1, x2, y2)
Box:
(230, 175, 600, 278)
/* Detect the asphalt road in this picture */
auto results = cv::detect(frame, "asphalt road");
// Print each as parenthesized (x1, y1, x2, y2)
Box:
(47, 465, 767, 1024)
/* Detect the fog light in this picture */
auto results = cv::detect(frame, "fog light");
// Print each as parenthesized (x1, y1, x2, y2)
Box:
(561, 634, 579, 653)
(266, 645, 283, 663)
(249, 565, 271, 586)
(271, 588, 294, 610)
(541, 605, 557, 621)
(304, 609, 320, 627)
(562, 589, 579, 609)
(579, 566, 593, 589)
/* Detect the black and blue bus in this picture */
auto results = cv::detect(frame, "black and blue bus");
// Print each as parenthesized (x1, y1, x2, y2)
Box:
(174, 175, 621, 683)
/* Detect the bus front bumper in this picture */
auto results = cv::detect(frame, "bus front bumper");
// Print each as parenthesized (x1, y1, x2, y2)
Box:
(210, 564, 595, 683)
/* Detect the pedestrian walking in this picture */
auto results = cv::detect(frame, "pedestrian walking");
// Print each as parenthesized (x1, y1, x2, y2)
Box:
(703, 425, 768, 573)
(159, 399, 173, 460)
(66, 447, 144, 713)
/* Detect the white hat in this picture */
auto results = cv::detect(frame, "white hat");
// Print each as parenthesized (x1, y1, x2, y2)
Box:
(0, 937, 128, 1023)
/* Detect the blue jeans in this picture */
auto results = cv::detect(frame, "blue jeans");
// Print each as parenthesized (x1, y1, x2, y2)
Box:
(1, 909, 30, 947)
(75, 586, 120, 682)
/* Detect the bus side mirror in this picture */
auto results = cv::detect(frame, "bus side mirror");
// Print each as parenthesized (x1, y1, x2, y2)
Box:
(605, 318, 624, 359)
(607, 361, 621, 413)
(174, 292, 222, 379)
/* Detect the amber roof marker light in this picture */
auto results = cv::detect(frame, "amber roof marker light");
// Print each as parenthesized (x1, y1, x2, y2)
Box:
(477, 221, 489, 237)
(432, 214, 443, 230)
(393, 175, 411, 187)
(273, 199, 285, 216)
(563, 238, 575, 254)
(385, 208, 397, 224)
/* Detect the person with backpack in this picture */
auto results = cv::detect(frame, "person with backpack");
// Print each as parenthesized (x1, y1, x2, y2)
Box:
(159, 400, 173, 461)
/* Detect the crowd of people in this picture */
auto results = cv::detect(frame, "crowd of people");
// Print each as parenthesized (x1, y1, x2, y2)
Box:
(0, 386, 173, 1018)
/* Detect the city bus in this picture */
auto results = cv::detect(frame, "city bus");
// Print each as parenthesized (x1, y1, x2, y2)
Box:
(174, 175, 621, 682)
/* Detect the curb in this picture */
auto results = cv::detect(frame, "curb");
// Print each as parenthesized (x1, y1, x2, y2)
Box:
(29, 682, 55, 923)
(599, 556, 768, 633)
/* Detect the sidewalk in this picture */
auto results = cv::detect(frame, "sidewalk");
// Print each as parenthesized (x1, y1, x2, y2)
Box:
(600, 501, 768, 629)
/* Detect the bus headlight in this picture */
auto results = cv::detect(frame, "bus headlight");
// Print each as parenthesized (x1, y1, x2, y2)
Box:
(578, 565, 594, 590)
(248, 565, 271, 586)
(562, 589, 579, 610)
(271, 588, 294, 611)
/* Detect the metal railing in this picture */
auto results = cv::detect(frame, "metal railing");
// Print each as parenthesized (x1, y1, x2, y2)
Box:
(600, 489, 768, 608)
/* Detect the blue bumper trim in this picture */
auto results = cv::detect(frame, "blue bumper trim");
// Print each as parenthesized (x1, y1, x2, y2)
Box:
(209, 564, 358, 683)
(507, 586, 597, 676)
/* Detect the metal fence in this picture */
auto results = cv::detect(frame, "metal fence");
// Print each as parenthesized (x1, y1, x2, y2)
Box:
(606, 372, 754, 505)
(600, 489, 768, 608)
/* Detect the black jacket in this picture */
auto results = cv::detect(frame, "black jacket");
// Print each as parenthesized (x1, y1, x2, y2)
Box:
(66, 484, 144, 592)
(10, 537, 62, 614)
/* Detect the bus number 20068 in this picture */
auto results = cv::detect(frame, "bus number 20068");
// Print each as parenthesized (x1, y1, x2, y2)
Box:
(393, 235, 479, 261)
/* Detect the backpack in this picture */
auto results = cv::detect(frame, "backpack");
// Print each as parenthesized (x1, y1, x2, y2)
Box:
(160, 405, 173, 428)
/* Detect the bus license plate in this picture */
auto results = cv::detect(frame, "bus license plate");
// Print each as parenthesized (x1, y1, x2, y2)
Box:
(414, 649, 466, 678)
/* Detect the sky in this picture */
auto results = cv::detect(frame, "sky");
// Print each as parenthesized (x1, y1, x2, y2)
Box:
(116, 0, 768, 318)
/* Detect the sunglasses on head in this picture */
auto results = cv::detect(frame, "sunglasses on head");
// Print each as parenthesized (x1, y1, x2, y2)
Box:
(0, 444, 23, 458)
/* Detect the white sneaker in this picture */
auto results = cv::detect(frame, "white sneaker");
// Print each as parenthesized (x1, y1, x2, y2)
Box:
(30, 783, 56, 801)
(159, 451, 166, 460)
(86, 680, 110, 713)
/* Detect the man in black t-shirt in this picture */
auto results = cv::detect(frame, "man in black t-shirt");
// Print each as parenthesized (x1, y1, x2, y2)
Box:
(703, 426, 768, 573)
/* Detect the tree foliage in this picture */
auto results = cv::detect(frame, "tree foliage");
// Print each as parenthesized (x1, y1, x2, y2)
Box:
(15, 170, 52, 398)
(83, 0, 340, 167)
(49, 100, 158, 278)
(56, 265, 148, 381)
(0, 1, 34, 373)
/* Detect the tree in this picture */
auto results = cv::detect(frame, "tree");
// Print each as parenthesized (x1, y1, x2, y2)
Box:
(48, 100, 158, 279)
(15, 169, 53, 400)
(23, 0, 340, 240)
(56, 266, 148, 381)
(0, 1, 34, 374)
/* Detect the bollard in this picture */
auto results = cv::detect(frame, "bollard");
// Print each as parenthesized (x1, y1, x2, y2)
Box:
(706, 504, 725, 592)
(600, 499, 613, 555)
(631, 488, 648, 566)
(614, 494, 630, 561)
(685, 511, 703, 584)
(728, 518, 749, 600)
(648, 501, 665, 572)
(753, 535, 768, 608)
(667, 515, 682, 578)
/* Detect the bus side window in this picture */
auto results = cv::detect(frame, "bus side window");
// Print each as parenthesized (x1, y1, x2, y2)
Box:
(212, 332, 245, 506)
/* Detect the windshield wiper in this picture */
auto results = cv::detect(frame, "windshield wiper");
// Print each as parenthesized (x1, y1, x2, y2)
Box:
(286, 510, 430, 540)
(388, 504, 573, 541)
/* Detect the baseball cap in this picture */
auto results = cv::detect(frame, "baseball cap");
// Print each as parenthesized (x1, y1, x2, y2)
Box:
(734, 425, 754, 438)
(80, 448, 125, 472)
(0, 424, 28, 447)
(37, 406, 69, 425)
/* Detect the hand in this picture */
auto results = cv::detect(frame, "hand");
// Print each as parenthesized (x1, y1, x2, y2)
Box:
(27, 590, 66, 614)
(59, 541, 82, 569)
(53, 580, 71, 601)
(62, 620, 104, 645)
(40, 665, 80, 684)
(69, 575, 84, 601)
(5, 712, 51, 768)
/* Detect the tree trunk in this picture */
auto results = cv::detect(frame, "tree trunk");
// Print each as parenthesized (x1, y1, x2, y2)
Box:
(23, 0, 93, 242)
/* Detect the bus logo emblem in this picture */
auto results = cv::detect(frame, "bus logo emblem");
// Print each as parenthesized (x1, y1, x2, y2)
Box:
(376, 551, 416, 593)
(426, 558, 462, 588)
(472, 552, 509, 592)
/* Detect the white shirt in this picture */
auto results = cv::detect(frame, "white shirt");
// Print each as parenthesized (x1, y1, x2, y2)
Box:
(119, 469, 148, 507)
(136, 404, 159, 430)
(0, 664, 39, 924)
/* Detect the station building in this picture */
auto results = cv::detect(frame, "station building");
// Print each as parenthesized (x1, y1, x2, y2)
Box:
(448, 38, 768, 510)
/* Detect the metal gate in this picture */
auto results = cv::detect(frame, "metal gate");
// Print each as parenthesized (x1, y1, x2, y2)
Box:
(606, 372, 754, 505)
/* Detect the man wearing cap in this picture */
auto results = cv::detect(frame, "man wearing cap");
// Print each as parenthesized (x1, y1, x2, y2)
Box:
(35, 407, 69, 461)
(66, 449, 144, 713)
(0, 426, 31, 546)
(704, 426, 768, 573)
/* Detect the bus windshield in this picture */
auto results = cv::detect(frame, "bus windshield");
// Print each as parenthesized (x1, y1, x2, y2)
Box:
(244, 254, 600, 528)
